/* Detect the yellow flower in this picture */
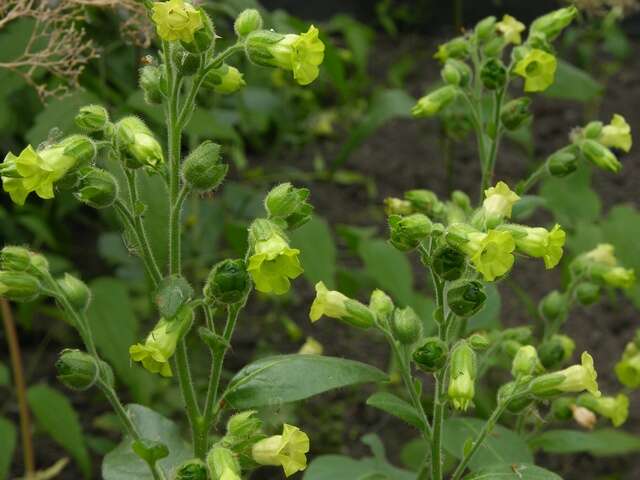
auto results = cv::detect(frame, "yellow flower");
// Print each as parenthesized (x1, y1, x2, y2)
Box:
(247, 234, 303, 295)
(462, 229, 515, 281)
(252, 424, 310, 477)
(496, 15, 525, 45)
(600, 114, 632, 153)
(129, 308, 192, 377)
(514, 49, 557, 92)
(309, 281, 374, 328)
(578, 393, 629, 427)
(448, 372, 475, 411)
(483, 181, 520, 219)
(584, 243, 617, 266)
(505, 224, 566, 269)
(151, 0, 203, 43)
(602, 267, 635, 289)
(298, 337, 324, 355)
(533, 352, 600, 397)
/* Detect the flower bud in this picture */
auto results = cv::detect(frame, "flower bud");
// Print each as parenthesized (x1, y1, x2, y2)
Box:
(530, 6, 577, 41)
(74, 167, 118, 209)
(503, 326, 533, 343)
(207, 446, 241, 479)
(539, 334, 575, 369)
(116, 117, 164, 168)
(203, 64, 246, 94)
(583, 121, 603, 139)
(175, 459, 208, 480)
(480, 58, 507, 90)
(368, 289, 394, 323)
(1, 246, 32, 271)
(546, 145, 579, 177)
(475, 16, 497, 41)
(225, 410, 264, 447)
(60, 135, 96, 168)
(501, 339, 523, 358)
(155, 275, 194, 318)
(412, 86, 459, 118)
(614, 344, 640, 388)
(580, 139, 621, 173)
(434, 36, 469, 62)
(447, 280, 487, 317)
(431, 246, 466, 281)
(75, 105, 109, 132)
(132, 438, 169, 465)
(204, 259, 250, 305)
(551, 397, 575, 421)
(140, 65, 164, 104)
(482, 37, 506, 57)
(299, 337, 323, 355)
(441, 59, 472, 87)
(572, 404, 597, 429)
(392, 307, 422, 345)
(576, 282, 600, 305)
(512, 345, 542, 377)
(500, 97, 531, 130)
(468, 332, 490, 350)
(57, 273, 91, 312)
(384, 197, 413, 216)
(451, 190, 471, 212)
(182, 141, 227, 192)
(413, 337, 447, 372)
(539, 290, 567, 323)
(449, 341, 477, 411)
(264, 183, 313, 230)
(235, 9, 263, 37)
(55, 349, 99, 390)
(0, 271, 40, 302)
(388, 213, 431, 251)
(181, 8, 215, 54)
(404, 189, 445, 217)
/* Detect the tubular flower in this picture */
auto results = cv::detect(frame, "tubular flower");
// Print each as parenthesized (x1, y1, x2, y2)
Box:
(574, 244, 635, 289)
(247, 234, 303, 295)
(129, 307, 192, 377)
(599, 114, 632, 153)
(577, 393, 629, 427)
(309, 281, 374, 329)
(483, 181, 520, 219)
(151, 0, 203, 43)
(412, 85, 459, 117)
(246, 26, 325, 85)
(513, 49, 557, 92)
(501, 224, 566, 269)
(615, 343, 640, 388)
(461, 229, 516, 281)
(496, 15, 525, 45)
(252, 424, 310, 477)
(448, 342, 477, 411)
(532, 352, 600, 397)
(1, 137, 94, 205)
(602, 267, 636, 289)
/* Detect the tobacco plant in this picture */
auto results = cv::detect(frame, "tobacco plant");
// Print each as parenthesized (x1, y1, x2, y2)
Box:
(306, 7, 637, 480)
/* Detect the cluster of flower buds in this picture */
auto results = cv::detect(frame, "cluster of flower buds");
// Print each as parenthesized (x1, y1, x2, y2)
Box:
(182, 140, 228, 192)
(0, 245, 51, 302)
(571, 243, 635, 290)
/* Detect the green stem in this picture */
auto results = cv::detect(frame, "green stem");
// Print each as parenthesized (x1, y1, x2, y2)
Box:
(517, 163, 548, 195)
(173, 339, 202, 450)
(431, 371, 446, 480)
(480, 89, 505, 196)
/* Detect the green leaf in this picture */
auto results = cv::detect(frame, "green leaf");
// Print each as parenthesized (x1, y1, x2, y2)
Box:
(0, 417, 16, 479)
(359, 238, 414, 306)
(530, 429, 640, 456)
(0, 362, 9, 386)
(27, 384, 90, 477)
(366, 392, 425, 429)
(87, 278, 152, 402)
(102, 404, 191, 480)
(442, 417, 533, 472)
(543, 60, 604, 102)
(136, 171, 170, 269)
(304, 455, 414, 480)
(225, 354, 387, 409)
(290, 216, 337, 289)
(464, 463, 562, 479)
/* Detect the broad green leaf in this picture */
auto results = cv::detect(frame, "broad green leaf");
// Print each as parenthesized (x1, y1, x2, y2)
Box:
(512, 195, 546, 222)
(366, 392, 425, 429)
(136, 170, 170, 269)
(304, 455, 414, 480)
(530, 429, 640, 456)
(0, 417, 16, 478)
(359, 238, 413, 306)
(540, 166, 601, 227)
(102, 404, 191, 480)
(464, 463, 562, 479)
(468, 284, 500, 332)
(225, 354, 387, 409)
(87, 278, 152, 402)
(400, 438, 427, 471)
(543, 59, 603, 102)
(442, 417, 533, 472)
(290, 216, 337, 288)
(27, 384, 90, 477)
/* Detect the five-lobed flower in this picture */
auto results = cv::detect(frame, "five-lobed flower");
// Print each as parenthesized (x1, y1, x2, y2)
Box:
(531, 351, 600, 397)
(151, 0, 203, 43)
(599, 114, 632, 153)
(251, 424, 310, 477)
(496, 14, 525, 45)
(513, 48, 557, 92)
(309, 282, 375, 329)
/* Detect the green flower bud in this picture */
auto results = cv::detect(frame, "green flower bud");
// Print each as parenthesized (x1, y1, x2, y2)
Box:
(0, 271, 40, 302)
(413, 336, 448, 372)
(441, 59, 472, 87)
(182, 141, 227, 192)
(499, 381, 533, 413)
(539, 334, 575, 369)
(57, 273, 91, 312)
(140, 65, 164, 104)
(181, 8, 215, 54)
(447, 280, 486, 317)
(404, 189, 444, 217)
(1, 246, 32, 271)
(449, 341, 477, 411)
(264, 182, 313, 230)
(482, 37, 506, 57)
(368, 289, 394, 323)
(132, 438, 169, 465)
(204, 259, 250, 305)
(512, 345, 542, 377)
(203, 64, 246, 94)
(468, 332, 490, 350)
(384, 197, 413, 216)
(539, 290, 568, 322)
(393, 306, 422, 345)
(529, 6, 577, 41)
(175, 459, 208, 480)
(155, 275, 194, 319)
(501, 339, 523, 358)
(388, 213, 431, 251)
(576, 282, 600, 305)
(451, 190, 471, 212)
(55, 349, 99, 390)
(551, 397, 575, 421)
(225, 410, 264, 446)
(434, 36, 469, 63)
(431, 246, 466, 281)
(75, 105, 109, 132)
(480, 58, 507, 90)
(60, 135, 96, 168)
(500, 97, 531, 130)
(546, 145, 579, 177)
(74, 167, 118, 209)
(580, 139, 621, 173)
(116, 117, 164, 168)
(206, 446, 241, 479)
(502, 326, 533, 343)
(412, 86, 459, 118)
(475, 16, 497, 41)
(235, 9, 263, 37)
(583, 121, 603, 139)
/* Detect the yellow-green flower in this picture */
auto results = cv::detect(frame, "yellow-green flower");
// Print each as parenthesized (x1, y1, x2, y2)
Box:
(584, 243, 617, 266)
(129, 307, 192, 377)
(252, 424, 310, 477)
(615, 344, 640, 388)
(600, 114, 632, 152)
(602, 266, 636, 289)
(504, 224, 566, 269)
(151, 0, 203, 43)
(246, 26, 325, 85)
(203, 64, 246, 94)
(496, 15, 525, 45)
(448, 341, 477, 411)
(448, 372, 475, 411)
(578, 393, 629, 427)
(483, 181, 520, 219)
(514, 49, 557, 92)
(309, 281, 374, 328)
(462, 229, 516, 281)
(575, 243, 635, 289)
(532, 352, 600, 397)
(220, 469, 241, 480)
(298, 337, 323, 355)
(247, 234, 303, 295)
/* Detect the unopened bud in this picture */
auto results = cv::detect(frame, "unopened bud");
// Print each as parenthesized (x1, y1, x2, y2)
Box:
(475, 16, 496, 41)
(388, 213, 432, 251)
(181, 9, 215, 54)
(235, 9, 263, 37)
(75, 105, 109, 132)
(413, 337, 448, 372)
(393, 307, 422, 345)
(441, 59, 472, 87)
(583, 121, 603, 139)
(539, 290, 567, 322)
(431, 246, 466, 281)
(225, 410, 263, 446)
(404, 189, 444, 217)
(546, 146, 579, 177)
(576, 282, 600, 305)
(384, 197, 413, 216)
(182, 141, 227, 192)
(204, 259, 250, 305)
(140, 65, 164, 104)
(468, 332, 490, 350)
(447, 280, 486, 317)
(512, 345, 541, 377)
(451, 190, 471, 212)
(206, 446, 240, 479)
(55, 349, 99, 390)
(175, 459, 208, 480)
(581, 139, 621, 173)
(57, 273, 91, 312)
(480, 58, 507, 90)
(1, 246, 32, 271)
(264, 182, 313, 230)
(551, 397, 575, 421)
(412, 86, 459, 117)
(74, 167, 118, 208)
(530, 6, 577, 41)
(203, 64, 246, 94)
(0, 271, 40, 302)
(369, 289, 394, 322)
(500, 97, 531, 130)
